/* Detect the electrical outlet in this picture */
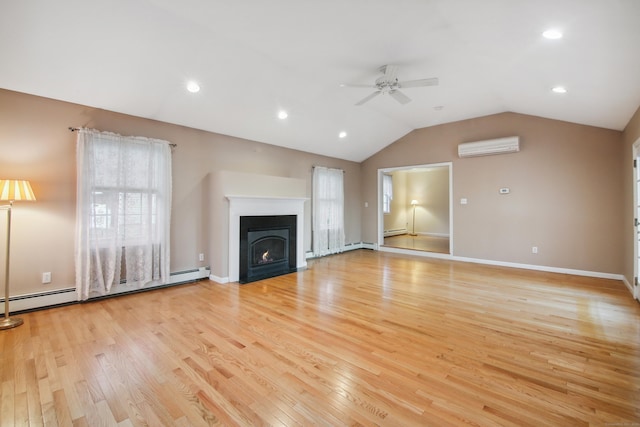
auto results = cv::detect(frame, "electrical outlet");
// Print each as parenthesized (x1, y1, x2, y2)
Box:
(42, 272, 52, 284)
(532, 246, 538, 254)
(199, 253, 205, 262)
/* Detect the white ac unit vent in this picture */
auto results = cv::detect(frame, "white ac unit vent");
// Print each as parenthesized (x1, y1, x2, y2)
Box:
(458, 136, 520, 158)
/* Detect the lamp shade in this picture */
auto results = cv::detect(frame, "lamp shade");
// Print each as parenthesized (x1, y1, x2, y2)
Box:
(0, 180, 36, 202)
(410, 199, 418, 205)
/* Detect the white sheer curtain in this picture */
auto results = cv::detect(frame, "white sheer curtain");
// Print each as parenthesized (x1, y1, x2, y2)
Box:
(75, 129, 172, 301)
(312, 166, 345, 256)
(382, 174, 393, 214)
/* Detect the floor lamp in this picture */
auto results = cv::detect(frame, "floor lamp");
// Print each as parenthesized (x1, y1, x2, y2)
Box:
(409, 199, 418, 236)
(0, 179, 36, 330)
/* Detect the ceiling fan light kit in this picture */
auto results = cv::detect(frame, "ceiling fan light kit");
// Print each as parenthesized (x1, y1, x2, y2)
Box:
(345, 64, 439, 106)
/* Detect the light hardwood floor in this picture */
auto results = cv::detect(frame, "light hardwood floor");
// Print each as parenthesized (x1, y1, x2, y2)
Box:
(383, 234, 450, 254)
(1, 250, 639, 426)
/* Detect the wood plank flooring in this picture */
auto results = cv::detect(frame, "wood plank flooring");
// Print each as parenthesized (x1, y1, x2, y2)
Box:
(383, 234, 450, 254)
(1, 249, 639, 426)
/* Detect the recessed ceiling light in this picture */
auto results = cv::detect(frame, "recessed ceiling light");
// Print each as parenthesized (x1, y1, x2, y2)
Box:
(186, 81, 200, 93)
(278, 110, 288, 120)
(339, 131, 347, 138)
(542, 29, 563, 40)
(552, 86, 567, 94)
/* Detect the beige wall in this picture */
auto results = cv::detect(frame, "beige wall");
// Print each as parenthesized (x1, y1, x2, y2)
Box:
(1, 88, 634, 300)
(406, 167, 450, 236)
(362, 112, 624, 274)
(622, 105, 640, 287)
(0, 89, 361, 295)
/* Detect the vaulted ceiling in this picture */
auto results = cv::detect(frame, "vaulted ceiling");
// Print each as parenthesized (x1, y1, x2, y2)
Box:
(2, 0, 639, 162)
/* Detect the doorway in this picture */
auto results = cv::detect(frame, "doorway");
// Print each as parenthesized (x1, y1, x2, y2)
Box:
(378, 163, 452, 255)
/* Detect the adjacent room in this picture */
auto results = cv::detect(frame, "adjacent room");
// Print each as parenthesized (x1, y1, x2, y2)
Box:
(382, 164, 451, 254)
(1, 1, 639, 425)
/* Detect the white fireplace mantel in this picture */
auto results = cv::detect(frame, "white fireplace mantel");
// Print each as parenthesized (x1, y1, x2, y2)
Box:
(227, 195, 308, 282)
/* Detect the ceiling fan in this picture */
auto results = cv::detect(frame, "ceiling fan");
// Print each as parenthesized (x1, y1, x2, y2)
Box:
(342, 65, 439, 106)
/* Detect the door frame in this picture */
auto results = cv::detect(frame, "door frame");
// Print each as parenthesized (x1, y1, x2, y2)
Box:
(377, 162, 453, 254)
(633, 138, 640, 300)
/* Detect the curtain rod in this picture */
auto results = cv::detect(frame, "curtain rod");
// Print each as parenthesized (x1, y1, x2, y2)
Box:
(312, 165, 345, 173)
(68, 127, 177, 148)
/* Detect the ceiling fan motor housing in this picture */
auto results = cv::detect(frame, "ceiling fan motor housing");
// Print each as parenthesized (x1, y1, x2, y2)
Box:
(375, 76, 399, 92)
(350, 64, 438, 105)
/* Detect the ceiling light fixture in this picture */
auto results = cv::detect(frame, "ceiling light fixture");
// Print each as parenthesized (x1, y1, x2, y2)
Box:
(552, 86, 567, 94)
(186, 81, 200, 93)
(542, 29, 563, 40)
(278, 110, 288, 120)
(339, 131, 347, 138)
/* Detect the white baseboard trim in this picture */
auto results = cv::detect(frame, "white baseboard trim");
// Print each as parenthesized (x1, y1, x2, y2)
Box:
(621, 276, 636, 298)
(453, 255, 623, 281)
(3, 267, 211, 314)
(378, 246, 623, 281)
(209, 274, 229, 284)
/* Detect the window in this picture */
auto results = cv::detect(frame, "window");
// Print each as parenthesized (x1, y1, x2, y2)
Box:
(312, 166, 345, 256)
(383, 174, 393, 214)
(75, 129, 172, 300)
(90, 189, 158, 244)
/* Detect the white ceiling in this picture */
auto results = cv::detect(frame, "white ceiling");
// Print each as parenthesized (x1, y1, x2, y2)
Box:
(1, 0, 639, 162)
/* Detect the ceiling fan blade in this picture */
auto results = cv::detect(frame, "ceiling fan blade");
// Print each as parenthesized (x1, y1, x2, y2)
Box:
(382, 64, 398, 82)
(398, 77, 439, 88)
(340, 83, 377, 88)
(389, 90, 411, 105)
(355, 91, 381, 106)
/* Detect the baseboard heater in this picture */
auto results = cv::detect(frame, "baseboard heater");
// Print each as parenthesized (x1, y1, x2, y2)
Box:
(384, 228, 407, 237)
(4, 287, 77, 314)
(4, 267, 210, 314)
(305, 242, 368, 259)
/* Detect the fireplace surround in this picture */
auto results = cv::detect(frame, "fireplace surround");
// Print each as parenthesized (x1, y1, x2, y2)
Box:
(227, 196, 307, 283)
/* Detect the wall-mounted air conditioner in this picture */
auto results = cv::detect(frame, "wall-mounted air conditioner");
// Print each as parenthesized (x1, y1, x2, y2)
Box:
(458, 136, 520, 158)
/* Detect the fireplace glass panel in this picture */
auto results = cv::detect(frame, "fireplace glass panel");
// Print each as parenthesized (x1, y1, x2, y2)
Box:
(252, 236, 286, 266)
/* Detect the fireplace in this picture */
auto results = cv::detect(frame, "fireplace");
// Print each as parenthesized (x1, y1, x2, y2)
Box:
(226, 195, 307, 284)
(239, 215, 297, 283)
